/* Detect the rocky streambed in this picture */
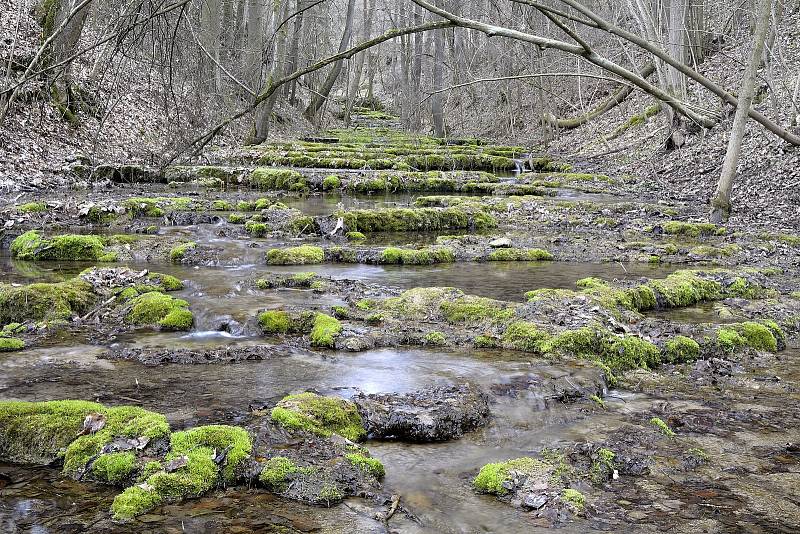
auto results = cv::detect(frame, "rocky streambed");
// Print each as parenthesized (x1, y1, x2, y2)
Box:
(1, 125, 800, 533)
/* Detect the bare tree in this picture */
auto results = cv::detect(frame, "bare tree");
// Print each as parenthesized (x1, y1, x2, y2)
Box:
(709, 0, 773, 222)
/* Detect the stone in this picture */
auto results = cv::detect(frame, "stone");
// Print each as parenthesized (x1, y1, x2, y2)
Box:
(353, 383, 489, 442)
(489, 237, 512, 248)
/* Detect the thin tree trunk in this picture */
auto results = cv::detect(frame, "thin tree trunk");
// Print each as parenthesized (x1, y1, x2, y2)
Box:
(709, 0, 772, 222)
(250, 0, 290, 144)
(344, 0, 376, 124)
(431, 25, 445, 137)
(304, 0, 357, 122)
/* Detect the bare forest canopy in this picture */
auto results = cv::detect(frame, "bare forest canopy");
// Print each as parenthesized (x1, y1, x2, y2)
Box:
(1, 0, 799, 219)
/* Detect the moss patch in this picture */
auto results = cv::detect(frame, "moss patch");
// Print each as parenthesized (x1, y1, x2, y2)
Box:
(487, 248, 553, 261)
(473, 457, 551, 495)
(0, 279, 94, 324)
(346, 453, 385, 478)
(270, 392, 365, 442)
(266, 245, 324, 265)
(125, 292, 193, 331)
(11, 231, 114, 262)
(309, 313, 341, 348)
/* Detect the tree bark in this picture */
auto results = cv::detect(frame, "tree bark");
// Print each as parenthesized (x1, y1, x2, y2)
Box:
(709, 0, 772, 222)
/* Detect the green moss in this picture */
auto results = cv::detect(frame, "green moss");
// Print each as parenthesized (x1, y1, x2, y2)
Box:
(236, 200, 255, 211)
(346, 231, 366, 241)
(113, 424, 251, 520)
(562, 488, 586, 511)
(473, 457, 550, 495)
(271, 392, 365, 442)
(309, 313, 341, 348)
(378, 247, 455, 265)
(590, 395, 605, 408)
(502, 321, 549, 352)
(168, 425, 252, 483)
(474, 335, 498, 348)
(259, 456, 308, 489)
(146, 273, 183, 291)
(650, 417, 675, 437)
(717, 321, 778, 353)
(440, 295, 516, 324)
(258, 310, 291, 334)
(603, 336, 660, 372)
(11, 231, 108, 261)
(487, 248, 553, 261)
(126, 292, 193, 331)
(424, 331, 446, 346)
(0, 278, 94, 324)
(589, 448, 615, 484)
(169, 242, 196, 263)
(346, 453, 385, 478)
(0, 337, 25, 351)
(124, 198, 165, 218)
(322, 174, 341, 191)
(17, 202, 47, 213)
(662, 221, 722, 237)
(228, 213, 246, 224)
(664, 335, 700, 363)
(212, 200, 233, 211)
(245, 221, 268, 237)
(249, 168, 307, 191)
(111, 484, 163, 521)
(266, 245, 324, 265)
(91, 451, 137, 484)
(340, 207, 496, 233)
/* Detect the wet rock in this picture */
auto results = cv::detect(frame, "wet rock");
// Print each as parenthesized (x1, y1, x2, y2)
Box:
(247, 418, 385, 506)
(353, 383, 490, 442)
(104, 345, 288, 365)
(489, 237, 512, 248)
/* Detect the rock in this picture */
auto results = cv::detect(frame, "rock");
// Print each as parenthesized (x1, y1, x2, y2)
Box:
(247, 418, 385, 506)
(489, 237, 512, 248)
(353, 383, 489, 442)
(103, 345, 287, 365)
(523, 493, 549, 509)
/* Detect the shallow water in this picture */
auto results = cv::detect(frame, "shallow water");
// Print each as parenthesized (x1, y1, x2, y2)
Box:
(0, 340, 615, 533)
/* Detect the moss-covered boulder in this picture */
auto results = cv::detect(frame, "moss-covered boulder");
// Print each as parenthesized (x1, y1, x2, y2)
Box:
(125, 292, 193, 330)
(271, 393, 366, 442)
(0, 279, 95, 324)
(111, 425, 252, 520)
(0, 400, 169, 478)
(10, 230, 116, 262)
(266, 245, 324, 265)
(250, 417, 383, 507)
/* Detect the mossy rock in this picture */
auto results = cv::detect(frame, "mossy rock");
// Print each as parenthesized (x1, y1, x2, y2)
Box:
(473, 457, 553, 495)
(112, 425, 251, 520)
(11, 231, 114, 262)
(266, 245, 324, 265)
(0, 279, 95, 324)
(249, 168, 307, 191)
(0, 400, 169, 474)
(0, 337, 25, 351)
(270, 392, 365, 442)
(169, 242, 196, 263)
(125, 292, 193, 331)
(487, 248, 553, 261)
(309, 313, 341, 348)
(378, 247, 455, 265)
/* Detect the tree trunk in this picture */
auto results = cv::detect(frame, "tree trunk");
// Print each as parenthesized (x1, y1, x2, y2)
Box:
(431, 25, 445, 137)
(344, 0, 376, 124)
(250, 0, 290, 144)
(304, 0, 357, 123)
(709, 0, 772, 222)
